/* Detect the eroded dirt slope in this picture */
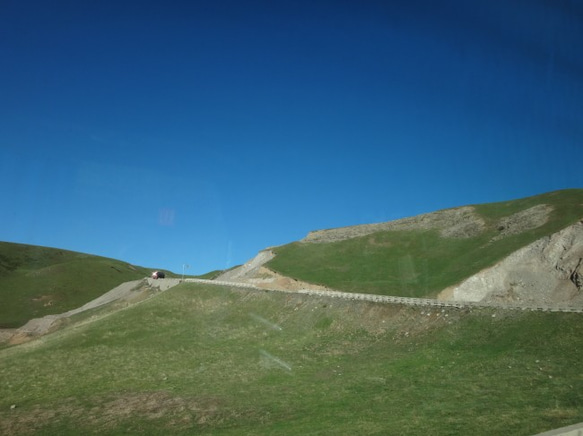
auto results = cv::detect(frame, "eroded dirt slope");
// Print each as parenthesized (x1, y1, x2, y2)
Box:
(439, 221, 583, 306)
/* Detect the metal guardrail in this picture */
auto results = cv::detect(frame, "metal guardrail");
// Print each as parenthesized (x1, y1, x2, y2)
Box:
(183, 278, 583, 313)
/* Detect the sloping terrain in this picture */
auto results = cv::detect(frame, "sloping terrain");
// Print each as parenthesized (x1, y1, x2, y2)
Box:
(0, 242, 153, 328)
(301, 203, 554, 243)
(1, 282, 582, 435)
(257, 189, 583, 306)
(3, 189, 582, 334)
(1, 190, 583, 435)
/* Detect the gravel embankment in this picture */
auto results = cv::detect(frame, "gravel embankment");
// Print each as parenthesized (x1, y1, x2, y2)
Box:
(185, 278, 583, 313)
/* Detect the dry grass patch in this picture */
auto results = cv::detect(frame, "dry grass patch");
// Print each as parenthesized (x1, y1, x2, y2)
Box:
(0, 392, 256, 435)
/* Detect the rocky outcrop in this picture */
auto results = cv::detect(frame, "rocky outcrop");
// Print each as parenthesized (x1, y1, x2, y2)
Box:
(303, 206, 487, 243)
(440, 221, 583, 306)
(303, 204, 555, 244)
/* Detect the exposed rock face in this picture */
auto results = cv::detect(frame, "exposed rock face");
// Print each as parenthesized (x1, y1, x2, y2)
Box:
(303, 206, 486, 243)
(440, 221, 583, 306)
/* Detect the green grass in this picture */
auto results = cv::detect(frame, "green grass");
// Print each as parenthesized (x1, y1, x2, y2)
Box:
(2, 189, 583, 434)
(0, 242, 155, 328)
(1, 283, 582, 435)
(268, 189, 583, 297)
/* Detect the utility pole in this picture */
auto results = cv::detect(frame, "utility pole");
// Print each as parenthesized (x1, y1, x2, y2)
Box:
(182, 264, 190, 282)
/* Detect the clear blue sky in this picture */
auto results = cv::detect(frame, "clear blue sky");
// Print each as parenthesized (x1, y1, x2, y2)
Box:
(2, 0, 582, 274)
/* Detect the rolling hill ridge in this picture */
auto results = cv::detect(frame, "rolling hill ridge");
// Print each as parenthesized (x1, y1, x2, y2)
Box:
(1, 189, 583, 435)
(0, 242, 154, 328)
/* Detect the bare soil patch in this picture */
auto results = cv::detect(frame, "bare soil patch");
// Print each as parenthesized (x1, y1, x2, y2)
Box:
(442, 221, 583, 307)
(303, 206, 486, 243)
(248, 267, 332, 292)
(0, 392, 235, 435)
(491, 204, 553, 242)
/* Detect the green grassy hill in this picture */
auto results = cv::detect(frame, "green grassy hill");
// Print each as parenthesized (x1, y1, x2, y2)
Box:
(1, 282, 582, 435)
(2, 190, 583, 434)
(267, 189, 583, 297)
(0, 242, 154, 328)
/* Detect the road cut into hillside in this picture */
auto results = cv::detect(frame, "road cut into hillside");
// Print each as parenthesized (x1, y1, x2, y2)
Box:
(186, 278, 583, 313)
(4, 218, 583, 347)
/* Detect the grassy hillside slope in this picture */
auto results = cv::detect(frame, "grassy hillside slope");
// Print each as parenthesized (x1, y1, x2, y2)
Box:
(0, 242, 153, 328)
(267, 189, 583, 297)
(1, 283, 581, 435)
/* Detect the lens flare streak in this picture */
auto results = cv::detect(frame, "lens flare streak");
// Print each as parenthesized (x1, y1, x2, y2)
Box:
(259, 349, 292, 372)
(249, 312, 282, 331)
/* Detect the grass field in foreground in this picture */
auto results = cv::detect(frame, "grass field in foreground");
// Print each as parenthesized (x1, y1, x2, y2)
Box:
(267, 189, 583, 297)
(1, 283, 582, 435)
